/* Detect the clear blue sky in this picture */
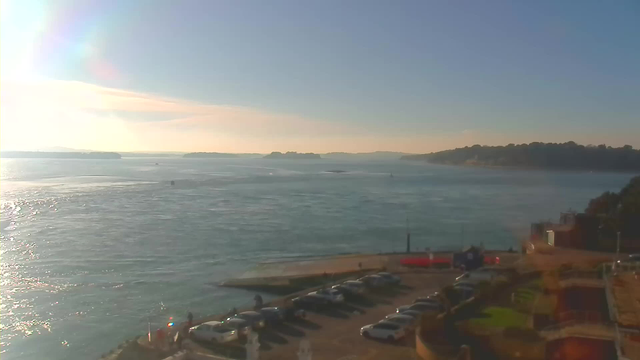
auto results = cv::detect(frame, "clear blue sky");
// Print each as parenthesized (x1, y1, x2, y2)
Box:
(1, 0, 639, 152)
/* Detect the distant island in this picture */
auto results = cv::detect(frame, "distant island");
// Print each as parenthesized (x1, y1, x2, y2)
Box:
(322, 151, 410, 160)
(401, 142, 640, 172)
(263, 151, 321, 159)
(0, 151, 121, 159)
(183, 152, 239, 159)
(121, 152, 182, 158)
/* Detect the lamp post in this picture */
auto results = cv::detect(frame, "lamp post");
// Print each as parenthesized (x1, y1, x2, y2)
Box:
(616, 231, 621, 262)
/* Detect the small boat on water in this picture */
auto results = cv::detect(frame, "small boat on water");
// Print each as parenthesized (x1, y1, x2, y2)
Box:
(170, 180, 175, 186)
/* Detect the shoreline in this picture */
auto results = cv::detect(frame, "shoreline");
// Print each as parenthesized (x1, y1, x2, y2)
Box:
(401, 159, 640, 174)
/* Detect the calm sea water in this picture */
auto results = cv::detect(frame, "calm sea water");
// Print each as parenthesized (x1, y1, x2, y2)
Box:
(0, 158, 635, 359)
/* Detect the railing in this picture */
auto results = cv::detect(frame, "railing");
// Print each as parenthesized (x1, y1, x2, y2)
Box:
(616, 324, 640, 360)
(603, 273, 618, 323)
(611, 261, 640, 274)
(542, 310, 607, 332)
(558, 269, 601, 280)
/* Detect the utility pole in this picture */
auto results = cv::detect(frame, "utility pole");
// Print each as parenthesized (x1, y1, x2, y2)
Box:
(617, 231, 621, 262)
(406, 216, 411, 253)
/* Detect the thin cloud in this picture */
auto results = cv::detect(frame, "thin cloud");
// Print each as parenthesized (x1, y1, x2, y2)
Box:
(1, 79, 355, 136)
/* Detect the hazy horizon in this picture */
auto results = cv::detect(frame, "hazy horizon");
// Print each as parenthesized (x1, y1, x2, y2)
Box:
(2, 1, 639, 153)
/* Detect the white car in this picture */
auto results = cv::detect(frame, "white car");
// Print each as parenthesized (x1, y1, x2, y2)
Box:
(360, 322, 405, 341)
(309, 288, 344, 303)
(380, 314, 417, 331)
(189, 321, 238, 343)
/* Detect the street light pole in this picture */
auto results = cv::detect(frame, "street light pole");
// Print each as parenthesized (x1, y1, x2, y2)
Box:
(617, 231, 621, 262)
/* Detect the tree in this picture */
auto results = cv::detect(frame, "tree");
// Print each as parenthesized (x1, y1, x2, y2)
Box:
(585, 191, 620, 216)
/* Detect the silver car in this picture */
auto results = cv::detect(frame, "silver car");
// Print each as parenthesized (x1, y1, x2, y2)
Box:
(231, 311, 266, 329)
(220, 318, 251, 337)
(380, 314, 417, 331)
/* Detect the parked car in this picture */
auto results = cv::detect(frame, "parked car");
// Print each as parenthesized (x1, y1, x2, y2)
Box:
(413, 295, 441, 304)
(309, 288, 345, 303)
(221, 318, 251, 337)
(379, 314, 417, 331)
(335, 280, 366, 295)
(629, 254, 640, 262)
(396, 302, 443, 314)
(412, 296, 443, 309)
(331, 285, 357, 300)
(377, 272, 401, 285)
(358, 274, 385, 288)
(189, 321, 238, 344)
(259, 307, 285, 325)
(227, 311, 265, 330)
(292, 294, 332, 311)
(282, 306, 307, 320)
(360, 322, 406, 341)
(453, 281, 476, 300)
(455, 269, 505, 284)
(386, 309, 422, 320)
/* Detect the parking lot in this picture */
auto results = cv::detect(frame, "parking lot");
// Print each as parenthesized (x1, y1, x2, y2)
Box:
(188, 270, 460, 360)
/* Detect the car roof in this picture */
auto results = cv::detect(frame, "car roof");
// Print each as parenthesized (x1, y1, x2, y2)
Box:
(386, 314, 414, 320)
(415, 297, 439, 302)
(454, 280, 476, 286)
(225, 317, 248, 324)
(261, 307, 279, 311)
(239, 311, 260, 315)
(378, 272, 393, 276)
(344, 280, 363, 284)
(404, 310, 422, 315)
(202, 321, 223, 326)
(412, 303, 439, 309)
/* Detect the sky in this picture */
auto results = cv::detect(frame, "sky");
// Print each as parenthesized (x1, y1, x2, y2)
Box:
(1, 0, 639, 153)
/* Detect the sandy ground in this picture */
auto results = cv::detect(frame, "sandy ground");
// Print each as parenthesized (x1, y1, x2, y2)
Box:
(189, 270, 461, 360)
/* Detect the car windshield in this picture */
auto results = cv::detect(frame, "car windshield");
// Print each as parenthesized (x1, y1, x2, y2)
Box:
(1, 2, 637, 360)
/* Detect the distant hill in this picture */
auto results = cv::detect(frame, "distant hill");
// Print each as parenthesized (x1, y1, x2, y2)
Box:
(37, 146, 94, 153)
(263, 151, 321, 159)
(0, 151, 121, 159)
(401, 142, 640, 172)
(323, 151, 410, 160)
(183, 152, 239, 158)
(121, 152, 181, 158)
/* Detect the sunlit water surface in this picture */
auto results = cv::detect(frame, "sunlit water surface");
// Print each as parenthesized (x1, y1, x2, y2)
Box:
(0, 158, 634, 359)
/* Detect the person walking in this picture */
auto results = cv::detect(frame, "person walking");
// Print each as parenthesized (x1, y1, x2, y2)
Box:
(254, 294, 263, 310)
(187, 312, 193, 328)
